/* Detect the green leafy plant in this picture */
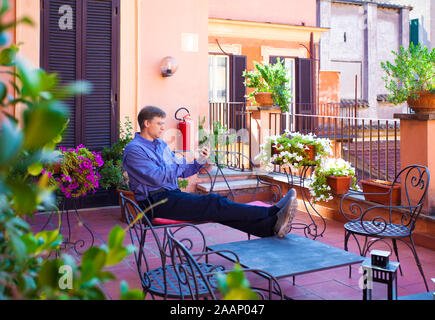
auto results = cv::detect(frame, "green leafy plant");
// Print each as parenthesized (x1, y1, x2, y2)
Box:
(198, 115, 208, 147)
(177, 178, 189, 190)
(217, 264, 258, 300)
(99, 117, 134, 191)
(381, 43, 435, 104)
(0, 1, 143, 300)
(243, 58, 292, 112)
(307, 158, 358, 203)
(256, 131, 333, 172)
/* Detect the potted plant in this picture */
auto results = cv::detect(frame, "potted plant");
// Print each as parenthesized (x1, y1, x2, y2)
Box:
(256, 131, 333, 171)
(243, 58, 292, 112)
(99, 117, 134, 221)
(360, 179, 401, 205)
(46, 144, 104, 199)
(308, 158, 358, 203)
(381, 43, 435, 113)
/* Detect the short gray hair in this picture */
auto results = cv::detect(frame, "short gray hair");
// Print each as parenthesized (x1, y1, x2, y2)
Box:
(138, 106, 166, 131)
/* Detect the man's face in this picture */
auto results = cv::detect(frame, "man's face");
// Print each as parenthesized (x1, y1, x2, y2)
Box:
(144, 116, 166, 140)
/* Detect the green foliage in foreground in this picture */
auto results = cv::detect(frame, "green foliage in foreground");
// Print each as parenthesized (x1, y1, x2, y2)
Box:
(0, 0, 143, 300)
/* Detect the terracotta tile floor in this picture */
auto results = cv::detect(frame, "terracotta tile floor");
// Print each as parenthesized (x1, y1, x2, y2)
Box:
(29, 206, 435, 300)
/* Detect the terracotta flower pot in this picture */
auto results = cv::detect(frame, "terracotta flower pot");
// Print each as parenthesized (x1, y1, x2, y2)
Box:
(304, 145, 315, 161)
(326, 175, 352, 195)
(254, 92, 274, 106)
(407, 91, 435, 114)
(117, 188, 137, 223)
(360, 179, 401, 205)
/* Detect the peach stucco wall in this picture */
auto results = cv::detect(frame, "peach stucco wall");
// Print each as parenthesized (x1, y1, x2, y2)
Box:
(209, 0, 317, 27)
(8, 0, 209, 154)
(400, 118, 435, 215)
(137, 0, 209, 153)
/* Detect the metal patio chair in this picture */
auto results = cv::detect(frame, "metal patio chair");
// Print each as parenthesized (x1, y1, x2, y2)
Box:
(165, 227, 284, 300)
(120, 192, 232, 299)
(120, 192, 283, 299)
(339, 165, 430, 291)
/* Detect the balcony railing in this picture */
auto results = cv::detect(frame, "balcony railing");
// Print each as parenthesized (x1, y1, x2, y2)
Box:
(269, 112, 401, 184)
(208, 102, 401, 182)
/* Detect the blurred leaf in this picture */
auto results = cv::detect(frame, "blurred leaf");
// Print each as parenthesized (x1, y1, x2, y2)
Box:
(38, 259, 62, 288)
(23, 101, 67, 150)
(223, 287, 258, 300)
(108, 225, 125, 249)
(0, 118, 23, 166)
(53, 80, 92, 100)
(8, 180, 37, 215)
(217, 264, 258, 300)
(82, 247, 107, 272)
(1, 17, 33, 31)
(0, 81, 6, 102)
(120, 281, 144, 300)
(9, 233, 27, 261)
(25, 229, 63, 254)
(0, 45, 18, 66)
(27, 162, 43, 176)
(0, 0, 9, 15)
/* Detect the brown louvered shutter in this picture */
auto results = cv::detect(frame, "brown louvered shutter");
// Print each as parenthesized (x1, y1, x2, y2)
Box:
(229, 55, 246, 131)
(82, 0, 119, 151)
(41, 0, 120, 151)
(41, 0, 78, 148)
(295, 58, 314, 132)
(41, 0, 120, 208)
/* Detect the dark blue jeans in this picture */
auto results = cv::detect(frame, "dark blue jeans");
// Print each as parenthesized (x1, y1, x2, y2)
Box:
(139, 189, 277, 238)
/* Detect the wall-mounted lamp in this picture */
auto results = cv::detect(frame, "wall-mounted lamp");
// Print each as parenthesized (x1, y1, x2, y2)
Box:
(160, 56, 178, 77)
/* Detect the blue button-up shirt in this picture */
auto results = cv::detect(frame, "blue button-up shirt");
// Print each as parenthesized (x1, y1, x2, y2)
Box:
(123, 133, 202, 201)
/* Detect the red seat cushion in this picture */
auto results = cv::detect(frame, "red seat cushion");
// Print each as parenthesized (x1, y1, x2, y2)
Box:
(150, 201, 271, 226)
(151, 218, 194, 225)
(247, 201, 272, 207)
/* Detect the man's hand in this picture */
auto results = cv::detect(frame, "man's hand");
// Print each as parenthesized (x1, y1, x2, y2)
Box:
(197, 146, 210, 164)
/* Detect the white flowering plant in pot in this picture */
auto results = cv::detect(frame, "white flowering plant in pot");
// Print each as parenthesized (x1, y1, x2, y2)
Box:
(255, 131, 333, 171)
(307, 158, 359, 203)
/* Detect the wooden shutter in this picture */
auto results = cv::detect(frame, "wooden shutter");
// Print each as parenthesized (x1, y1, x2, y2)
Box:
(229, 55, 246, 131)
(41, 0, 120, 151)
(410, 19, 419, 46)
(83, 0, 120, 151)
(295, 58, 314, 132)
(41, 0, 120, 208)
(41, 0, 78, 148)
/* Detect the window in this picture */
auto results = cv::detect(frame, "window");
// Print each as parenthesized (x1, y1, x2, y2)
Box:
(209, 54, 229, 103)
(209, 53, 247, 131)
(270, 55, 314, 133)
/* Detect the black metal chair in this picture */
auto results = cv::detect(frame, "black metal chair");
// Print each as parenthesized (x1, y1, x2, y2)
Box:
(165, 227, 284, 300)
(120, 192, 283, 299)
(339, 165, 430, 291)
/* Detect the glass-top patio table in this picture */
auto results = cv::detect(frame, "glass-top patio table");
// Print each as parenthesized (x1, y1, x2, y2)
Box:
(207, 233, 364, 297)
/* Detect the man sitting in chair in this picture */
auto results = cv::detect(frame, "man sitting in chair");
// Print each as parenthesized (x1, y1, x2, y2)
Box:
(123, 105, 297, 238)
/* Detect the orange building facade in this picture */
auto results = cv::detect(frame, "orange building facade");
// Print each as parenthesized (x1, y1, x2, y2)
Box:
(3, 0, 336, 151)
